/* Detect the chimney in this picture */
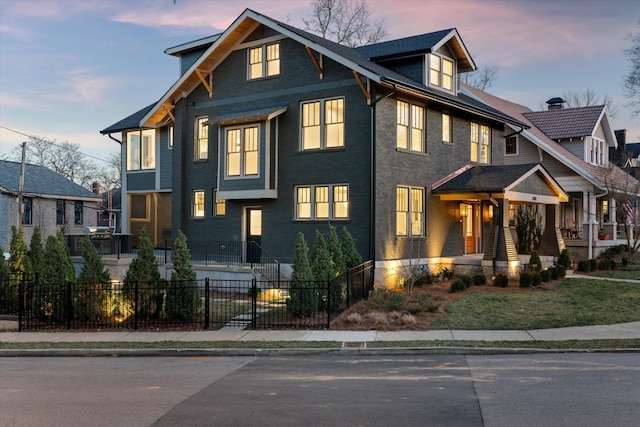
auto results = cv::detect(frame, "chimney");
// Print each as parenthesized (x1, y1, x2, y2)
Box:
(546, 97, 565, 110)
(92, 182, 101, 195)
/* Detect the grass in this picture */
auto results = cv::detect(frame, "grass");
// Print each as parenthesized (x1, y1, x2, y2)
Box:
(589, 270, 640, 280)
(431, 278, 640, 330)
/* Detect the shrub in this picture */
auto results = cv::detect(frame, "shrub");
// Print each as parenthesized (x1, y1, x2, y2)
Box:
(622, 257, 629, 266)
(519, 271, 533, 288)
(549, 266, 560, 280)
(123, 229, 163, 319)
(472, 273, 487, 286)
(386, 292, 407, 311)
(529, 250, 542, 272)
(577, 260, 591, 272)
(532, 272, 542, 287)
(598, 258, 611, 271)
(288, 232, 318, 317)
(557, 248, 572, 269)
(589, 258, 598, 271)
(493, 273, 509, 288)
(540, 269, 551, 282)
(450, 279, 466, 293)
(166, 231, 200, 320)
(556, 265, 567, 278)
(77, 236, 111, 321)
(415, 274, 433, 286)
(459, 275, 473, 289)
(440, 267, 455, 280)
(326, 223, 346, 275)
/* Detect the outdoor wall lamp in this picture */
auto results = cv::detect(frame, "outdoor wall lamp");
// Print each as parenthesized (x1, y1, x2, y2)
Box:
(488, 204, 494, 219)
(459, 203, 467, 219)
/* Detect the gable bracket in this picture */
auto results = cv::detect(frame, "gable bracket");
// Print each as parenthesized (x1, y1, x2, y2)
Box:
(352, 71, 371, 103)
(162, 103, 175, 122)
(305, 46, 323, 79)
(195, 69, 213, 98)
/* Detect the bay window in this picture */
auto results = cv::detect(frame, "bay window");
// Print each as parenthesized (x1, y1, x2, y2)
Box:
(127, 129, 155, 171)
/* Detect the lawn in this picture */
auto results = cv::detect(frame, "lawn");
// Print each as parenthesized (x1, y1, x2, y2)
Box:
(430, 278, 640, 330)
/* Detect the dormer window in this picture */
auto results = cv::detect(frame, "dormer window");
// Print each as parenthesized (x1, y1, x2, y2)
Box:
(248, 42, 280, 80)
(428, 54, 454, 92)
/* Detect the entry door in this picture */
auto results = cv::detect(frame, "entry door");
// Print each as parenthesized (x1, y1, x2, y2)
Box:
(463, 204, 481, 254)
(246, 208, 262, 263)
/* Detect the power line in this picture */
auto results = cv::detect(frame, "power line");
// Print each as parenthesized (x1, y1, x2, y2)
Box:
(0, 124, 114, 163)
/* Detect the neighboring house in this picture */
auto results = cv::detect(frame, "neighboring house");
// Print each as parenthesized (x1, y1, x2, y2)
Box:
(624, 143, 640, 180)
(0, 160, 101, 251)
(102, 8, 569, 282)
(97, 187, 122, 233)
(462, 85, 640, 259)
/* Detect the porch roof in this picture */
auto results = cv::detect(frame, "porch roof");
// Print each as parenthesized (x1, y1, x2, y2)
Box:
(432, 163, 569, 204)
(205, 103, 288, 126)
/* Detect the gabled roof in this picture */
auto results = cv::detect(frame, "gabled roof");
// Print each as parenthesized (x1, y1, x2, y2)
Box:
(100, 103, 155, 135)
(0, 160, 101, 200)
(523, 105, 610, 140)
(627, 143, 640, 159)
(461, 84, 640, 195)
(137, 8, 526, 130)
(355, 28, 475, 72)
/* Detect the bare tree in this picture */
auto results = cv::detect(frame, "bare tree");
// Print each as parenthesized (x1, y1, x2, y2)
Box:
(561, 89, 621, 120)
(302, 0, 387, 47)
(461, 65, 500, 91)
(623, 20, 640, 117)
(96, 152, 122, 190)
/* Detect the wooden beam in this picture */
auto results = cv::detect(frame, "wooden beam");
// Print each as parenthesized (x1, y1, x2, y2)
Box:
(195, 69, 213, 98)
(352, 71, 371, 103)
(305, 46, 323, 79)
(162, 104, 175, 122)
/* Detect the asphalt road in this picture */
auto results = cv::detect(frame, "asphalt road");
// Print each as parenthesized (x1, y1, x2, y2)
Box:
(1, 354, 638, 426)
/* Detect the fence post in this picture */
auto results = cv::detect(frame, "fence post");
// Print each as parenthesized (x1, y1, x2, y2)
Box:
(66, 281, 72, 330)
(204, 278, 210, 330)
(164, 239, 168, 264)
(346, 268, 351, 308)
(18, 273, 24, 332)
(277, 262, 281, 288)
(251, 278, 257, 329)
(326, 279, 331, 329)
(134, 280, 139, 330)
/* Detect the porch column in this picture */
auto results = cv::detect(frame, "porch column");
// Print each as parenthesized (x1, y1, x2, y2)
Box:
(482, 198, 519, 278)
(539, 204, 564, 256)
(583, 192, 597, 259)
(611, 198, 618, 239)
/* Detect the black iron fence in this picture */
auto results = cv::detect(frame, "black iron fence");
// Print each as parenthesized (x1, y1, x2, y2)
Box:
(3, 261, 374, 331)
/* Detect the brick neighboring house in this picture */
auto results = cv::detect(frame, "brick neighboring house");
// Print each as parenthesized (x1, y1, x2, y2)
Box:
(0, 160, 101, 251)
(102, 9, 570, 283)
(462, 85, 640, 260)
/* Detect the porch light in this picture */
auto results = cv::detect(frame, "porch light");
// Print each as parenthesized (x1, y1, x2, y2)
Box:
(488, 204, 494, 219)
(459, 203, 467, 218)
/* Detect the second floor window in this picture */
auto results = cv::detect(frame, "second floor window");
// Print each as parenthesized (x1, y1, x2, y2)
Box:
(301, 97, 344, 150)
(429, 54, 454, 91)
(295, 184, 349, 220)
(248, 42, 280, 79)
(56, 200, 66, 225)
(397, 186, 424, 237)
(442, 113, 451, 143)
(470, 122, 490, 164)
(74, 201, 83, 225)
(226, 125, 259, 177)
(127, 129, 155, 171)
(22, 197, 32, 225)
(195, 117, 208, 160)
(506, 135, 518, 155)
(590, 138, 605, 165)
(397, 100, 425, 152)
(193, 190, 205, 218)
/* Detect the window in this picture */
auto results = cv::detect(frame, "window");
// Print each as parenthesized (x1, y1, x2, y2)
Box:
(442, 113, 451, 143)
(127, 129, 155, 171)
(195, 117, 208, 160)
(505, 135, 517, 155)
(295, 184, 349, 220)
(56, 200, 65, 225)
(429, 54, 454, 91)
(397, 100, 424, 152)
(131, 195, 148, 220)
(248, 42, 280, 79)
(590, 137, 605, 165)
(396, 186, 424, 237)
(213, 190, 226, 216)
(192, 190, 205, 218)
(169, 126, 174, 149)
(74, 201, 83, 225)
(22, 197, 32, 225)
(470, 122, 490, 164)
(301, 97, 344, 150)
(226, 125, 259, 177)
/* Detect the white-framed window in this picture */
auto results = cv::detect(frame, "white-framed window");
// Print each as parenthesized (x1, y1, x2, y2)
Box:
(505, 135, 518, 155)
(301, 97, 344, 150)
(397, 100, 425, 152)
(195, 116, 208, 160)
(590, 137, 605, 165)
(192, 190, 205, 218)
(429, 54, 454, 91)
(213, 189, 226, 216)
(127, 129, 155, 171)
(295, 184, 349, 220)
(470, 122, 490, 164)
(169, 125, 174, 149)
(248, 42, 280, 80)
(442, 113, 451, 143)
(396, 186, 424, 237)
(226, 125, 259, 177)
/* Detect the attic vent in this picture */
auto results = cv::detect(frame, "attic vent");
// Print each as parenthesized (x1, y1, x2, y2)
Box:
(546, 97, 565, 110)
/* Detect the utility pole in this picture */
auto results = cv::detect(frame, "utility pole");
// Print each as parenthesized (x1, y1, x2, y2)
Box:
(18, 142, 26, 229)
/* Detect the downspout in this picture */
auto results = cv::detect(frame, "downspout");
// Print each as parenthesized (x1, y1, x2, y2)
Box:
(504, 126, 524, 139)
(368, 84, 397, 261)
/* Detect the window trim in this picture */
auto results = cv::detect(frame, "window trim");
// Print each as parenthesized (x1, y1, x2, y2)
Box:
(470, 122, 491, 164)
(505, 135, 518, 156)
(126, 129, 156, 171)
(294, 184, 349, 221)
(224, 124, 260, 178)
(300, 97, 345, 151)
(396, 186, 424, 237)
(192, 190, 205, 218)
(428, 53, 455, 92)
(247, 42, 280, 80)
(396, 99, 425, 153)
(194, 116, 209, 161)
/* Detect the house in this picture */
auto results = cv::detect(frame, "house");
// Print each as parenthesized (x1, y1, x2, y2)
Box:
(0, 160, 101, 251)
(462, 85, 640, 259)
(97, 186, 122, 234)
(102, 9, 570, 283)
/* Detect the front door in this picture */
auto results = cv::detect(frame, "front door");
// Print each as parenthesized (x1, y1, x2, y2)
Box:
(246, 207, 262, 263)
(462, 203, 481, 254)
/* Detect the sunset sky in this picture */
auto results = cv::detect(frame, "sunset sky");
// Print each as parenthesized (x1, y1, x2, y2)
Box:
(1, 0, 639, 166)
